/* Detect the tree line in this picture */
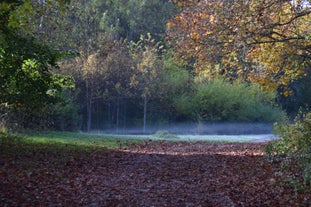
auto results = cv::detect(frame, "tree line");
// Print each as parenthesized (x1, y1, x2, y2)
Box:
(1, 0, 310, 132)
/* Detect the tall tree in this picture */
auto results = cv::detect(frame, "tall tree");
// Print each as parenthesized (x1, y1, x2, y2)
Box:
(38, 0, 176, 131)
(99, 40, 135, 132)
(0, 0, 73, 128)
(129, 34, 164, 132)
(167, 0, 311, 91)
(99, 0, 176, 41)
(53, 0, 107, 131)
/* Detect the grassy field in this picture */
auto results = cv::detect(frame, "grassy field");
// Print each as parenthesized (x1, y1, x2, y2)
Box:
(18, 131, 145, 148)
(0, 131, 144, 159)
(1, 130, 264, 161)
(0, 130, 277, 149)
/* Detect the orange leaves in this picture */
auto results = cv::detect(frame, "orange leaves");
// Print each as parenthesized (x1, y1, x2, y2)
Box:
(2, 141, 311, 206)
(167, 0, 311, 90)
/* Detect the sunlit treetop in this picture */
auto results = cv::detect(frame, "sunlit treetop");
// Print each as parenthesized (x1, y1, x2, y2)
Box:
(167, 0, 311, 93)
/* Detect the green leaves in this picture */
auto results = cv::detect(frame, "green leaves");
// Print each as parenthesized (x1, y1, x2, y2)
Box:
(173, 78, 284, 122)
(0, 0, 74, 125)
(21, 59, 41, 80)
(268, 111, 311, 188)
(0, 32, 72, 108)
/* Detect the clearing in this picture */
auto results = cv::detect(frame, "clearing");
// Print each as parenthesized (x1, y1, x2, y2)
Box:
(1, 139, 310, 206)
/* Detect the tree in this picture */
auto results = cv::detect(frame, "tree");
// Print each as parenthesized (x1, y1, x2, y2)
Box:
(167, 0, 311, 90)
(165, 0, 311, 188)
(0, 0, 73, 128)
(127, 0, 177, 41)
(99, 0, 176, 42)
(52, 0, 107, 132)
(100, 40, 135, 132)
(129, 34, 165, 132)
(37, 0, 176, 131)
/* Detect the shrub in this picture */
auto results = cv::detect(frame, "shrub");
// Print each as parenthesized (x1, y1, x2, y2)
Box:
(174, 78, 285, 122)
(267, 111, 311, 188)
(154, 130, 179, 139)
(46, 94, 81, 131)
(0, 128, 24, 145)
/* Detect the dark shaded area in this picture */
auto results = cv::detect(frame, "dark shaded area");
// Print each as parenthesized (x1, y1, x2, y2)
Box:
(277, 70, 311, 119)
(1, 142, 310, 207)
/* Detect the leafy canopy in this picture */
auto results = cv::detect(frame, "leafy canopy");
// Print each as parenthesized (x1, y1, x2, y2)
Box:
(167, 0, 311, 91)
(0, 0, 73, 109)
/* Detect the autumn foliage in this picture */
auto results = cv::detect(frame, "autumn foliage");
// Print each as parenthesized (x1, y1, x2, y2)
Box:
(167, 0, 311, 91)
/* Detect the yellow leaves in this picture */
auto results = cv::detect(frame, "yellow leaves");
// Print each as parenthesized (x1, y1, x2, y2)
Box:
(166, 21, 175, 30)
(130, 75, 139, 88)
(281, 90, 292, 97)
(246, 36, 310, 87)
(167, 0, 311, 91)
(203, 30, 212, 36)
(209, 15, 215, 25)
(177, 2, 183, 8)
(190, 31, 200, 40)
(247, 72, 278, 92)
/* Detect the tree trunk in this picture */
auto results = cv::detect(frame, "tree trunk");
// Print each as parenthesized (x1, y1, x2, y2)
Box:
(107, 102, 111, 129)
(122, 99, 127, 133)
(39, 0, 46, 28)
(116, 96, 120, 133)
(143, 95, 147, 133)
(86, 80, 92, 132)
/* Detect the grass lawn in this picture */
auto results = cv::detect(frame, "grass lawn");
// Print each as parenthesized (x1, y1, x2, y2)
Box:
(1, 130, 277, 149)
(1, 130, 272, 163)
(0, 131, 144, 162)
(18, 131, 145, 149)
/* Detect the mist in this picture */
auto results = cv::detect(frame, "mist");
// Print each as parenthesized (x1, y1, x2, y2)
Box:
(95, 122, 274, 135)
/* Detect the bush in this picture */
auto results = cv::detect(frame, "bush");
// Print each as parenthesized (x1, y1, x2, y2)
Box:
(0, 128, 24, 145)
(46, 93, 81, 131)
(267, 111, 311, 188)
(0, 91, 81, 131)
(174, 78, 285, 122)
(154, 130, 179, 139)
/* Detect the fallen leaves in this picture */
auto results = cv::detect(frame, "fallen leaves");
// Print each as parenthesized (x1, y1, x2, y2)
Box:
(1, 141, 310, 206)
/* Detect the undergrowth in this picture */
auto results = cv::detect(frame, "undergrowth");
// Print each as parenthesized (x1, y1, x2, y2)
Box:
(154, 130, 179, 139)
(266, 111, 311, 191)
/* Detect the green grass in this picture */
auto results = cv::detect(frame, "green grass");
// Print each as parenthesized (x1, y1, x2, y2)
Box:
(0, 130, 274, 154)
(0, 130, 273, 173)
(0, 131, 144, 159)
(18, 131, 144, 149)
(0, 131, 144, 166)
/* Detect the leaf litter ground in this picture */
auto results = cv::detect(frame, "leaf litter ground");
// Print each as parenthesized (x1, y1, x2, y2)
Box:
(1, 141, 310, 207)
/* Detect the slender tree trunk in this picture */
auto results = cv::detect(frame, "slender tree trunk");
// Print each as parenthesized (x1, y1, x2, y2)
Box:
(143, 95, 147, 133)
(86, 80, 92, 132)
(116, 96, 120, 133)
(107, 102, 111, 129)
(122, 99, 127, 133)
(39, 0, 45, 28)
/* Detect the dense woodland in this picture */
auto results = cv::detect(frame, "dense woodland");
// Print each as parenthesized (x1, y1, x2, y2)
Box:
(0, 0, 311, 132)
(1, 0, 311, 202)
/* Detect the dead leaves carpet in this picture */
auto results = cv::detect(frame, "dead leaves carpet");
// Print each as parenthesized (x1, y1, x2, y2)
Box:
(1, 142, 310, 206)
